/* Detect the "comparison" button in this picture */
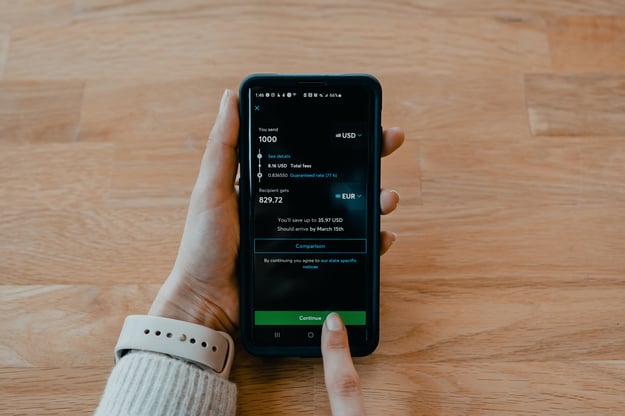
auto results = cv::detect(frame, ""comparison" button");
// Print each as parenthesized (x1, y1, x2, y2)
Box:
(254, 238, 366, 253)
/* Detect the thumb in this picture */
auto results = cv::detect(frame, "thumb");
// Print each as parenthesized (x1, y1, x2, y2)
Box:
(196, 89, 240, 195)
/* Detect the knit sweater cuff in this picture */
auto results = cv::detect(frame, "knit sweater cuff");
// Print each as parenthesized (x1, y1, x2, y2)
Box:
(95, 351, 237, 416)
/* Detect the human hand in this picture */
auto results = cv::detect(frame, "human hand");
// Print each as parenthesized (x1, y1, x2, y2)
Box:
(149, 89, 405, 335)
(149, 89, 240, 334)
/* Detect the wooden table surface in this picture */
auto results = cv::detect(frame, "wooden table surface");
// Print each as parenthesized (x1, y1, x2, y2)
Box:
(2, 1, 625, 414)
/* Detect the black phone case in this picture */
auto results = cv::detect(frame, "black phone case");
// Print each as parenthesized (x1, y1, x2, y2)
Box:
(238, 74, 382, 357)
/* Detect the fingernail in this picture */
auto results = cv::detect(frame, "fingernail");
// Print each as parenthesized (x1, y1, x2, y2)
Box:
(326, 312, 343, 331)
(389, 189, 400, 203)
(219, 88, 231, 111)
(390, 232, 398, 243)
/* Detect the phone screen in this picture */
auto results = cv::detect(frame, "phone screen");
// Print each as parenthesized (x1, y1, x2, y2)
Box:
(239, 75, 381, 356)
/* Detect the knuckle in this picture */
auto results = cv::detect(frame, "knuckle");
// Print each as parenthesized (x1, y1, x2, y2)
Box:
(325, 337, 349, 351)
(329, 371, 362, 397)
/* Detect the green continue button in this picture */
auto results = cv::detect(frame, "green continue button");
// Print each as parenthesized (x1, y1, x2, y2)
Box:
(255, 311, 366, 326)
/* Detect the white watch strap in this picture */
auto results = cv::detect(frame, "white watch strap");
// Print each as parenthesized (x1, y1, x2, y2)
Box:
(115, 315, 234, 378)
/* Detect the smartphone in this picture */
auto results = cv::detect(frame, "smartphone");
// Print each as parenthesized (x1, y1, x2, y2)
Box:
(238, 74, 382, 356)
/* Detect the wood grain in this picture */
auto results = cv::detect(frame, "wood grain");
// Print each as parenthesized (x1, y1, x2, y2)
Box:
(526, 74, 625, 136)
(0, 208, 183, 285)
(4, 16, 550, 81)
(50, 1, 625, 22)
(383, 73, 533, 141)
(0, 1, 74, 27)
(0, 31, 8, 79)
(382, 204, 625, 281)
(548, 16, 625, 72)
(321, 361, 625, 415)
(0, 142, 113, 211)
(0, 285, 157, 366)
(418, 135, 625, 205)
(2, 1, 625, 415)
(0, 367, 108, 416)
(108, 141, 202, 208)
(0, 81, 84, 143)
(378, 280, 625, 360)
(233, 359, 318, 415)
(79, 77, 232, 143)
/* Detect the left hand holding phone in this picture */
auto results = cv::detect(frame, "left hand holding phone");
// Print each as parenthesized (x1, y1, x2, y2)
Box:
(148, 88, 404, 413)
(148, 88, 241, 336)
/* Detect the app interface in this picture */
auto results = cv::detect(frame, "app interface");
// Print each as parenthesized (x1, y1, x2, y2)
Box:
(247, 86, 375, 345)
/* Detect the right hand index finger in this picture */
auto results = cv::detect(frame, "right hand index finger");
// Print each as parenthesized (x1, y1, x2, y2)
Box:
(321, 312, 366, 416)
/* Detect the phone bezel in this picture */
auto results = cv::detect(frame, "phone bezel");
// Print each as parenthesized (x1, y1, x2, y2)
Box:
(238, 74, 382, 357)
